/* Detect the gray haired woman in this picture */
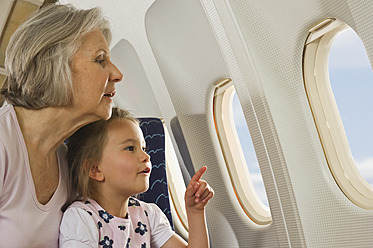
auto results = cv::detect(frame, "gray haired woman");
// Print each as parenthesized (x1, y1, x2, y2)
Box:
(0, 4, 122, 247)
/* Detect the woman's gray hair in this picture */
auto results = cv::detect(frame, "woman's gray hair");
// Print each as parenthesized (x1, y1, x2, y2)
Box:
(0, 4, 112, 109)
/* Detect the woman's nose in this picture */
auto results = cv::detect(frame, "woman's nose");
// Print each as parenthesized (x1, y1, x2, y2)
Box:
(109, 62, 123, 83)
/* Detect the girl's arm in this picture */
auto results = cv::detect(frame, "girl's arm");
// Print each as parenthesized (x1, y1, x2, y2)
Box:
(162, 166, 214, 248)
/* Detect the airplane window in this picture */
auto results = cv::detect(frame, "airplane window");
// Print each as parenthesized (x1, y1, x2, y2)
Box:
(232, 93, 269, 207)
(329, 28, 373, 186)
(303, 19, 373, 209)
(214, 79, 271, 225)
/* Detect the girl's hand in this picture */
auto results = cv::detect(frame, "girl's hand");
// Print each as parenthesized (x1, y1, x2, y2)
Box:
(185, 166, 214, 212)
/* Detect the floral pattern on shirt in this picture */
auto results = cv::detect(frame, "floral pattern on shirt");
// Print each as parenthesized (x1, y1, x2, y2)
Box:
(135, 221, 148, 236)
(66, 198, 167, 247)
(99, 210, 114, 223)
(99, 236, 114, 248)
(128, 198, 140, 206)
(118, 224, 126, 231)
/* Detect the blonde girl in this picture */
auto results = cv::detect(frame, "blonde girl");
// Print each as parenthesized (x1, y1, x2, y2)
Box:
(60, 107, 214, 248)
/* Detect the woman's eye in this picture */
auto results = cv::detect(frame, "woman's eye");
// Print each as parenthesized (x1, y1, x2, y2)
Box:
(96, 59, 105, 65)
(125, 146, 134, 151)
(143, 147, 149, 153)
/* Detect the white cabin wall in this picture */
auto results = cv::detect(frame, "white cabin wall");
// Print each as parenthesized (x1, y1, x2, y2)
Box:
(209, 0, 373, 247)
(110, 39, 162, 117)
(346, 0, 373, 68)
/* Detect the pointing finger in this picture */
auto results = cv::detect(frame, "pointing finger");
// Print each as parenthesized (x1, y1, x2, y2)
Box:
(190, 166, 207, 183)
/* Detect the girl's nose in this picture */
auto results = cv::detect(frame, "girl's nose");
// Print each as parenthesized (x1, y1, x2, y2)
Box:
(142, 149, 150, 163)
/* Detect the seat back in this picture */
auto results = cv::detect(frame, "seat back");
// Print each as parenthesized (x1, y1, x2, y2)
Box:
(138, 118, 174, 229)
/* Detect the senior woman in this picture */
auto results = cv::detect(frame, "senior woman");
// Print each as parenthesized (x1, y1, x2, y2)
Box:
(0, 4, 122, 247)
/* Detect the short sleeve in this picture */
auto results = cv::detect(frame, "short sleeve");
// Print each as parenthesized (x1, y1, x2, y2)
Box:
(59, 207, 99, 248)
(143, 202, 175, 248)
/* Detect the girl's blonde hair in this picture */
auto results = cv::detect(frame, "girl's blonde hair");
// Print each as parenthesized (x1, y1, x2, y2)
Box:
(1, 4, 111, 109)
(67, 107, 138, 202)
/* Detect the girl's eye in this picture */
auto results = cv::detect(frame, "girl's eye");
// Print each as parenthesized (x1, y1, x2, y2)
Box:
(143, 147, 149, 153)
(125, 146, 134, 151)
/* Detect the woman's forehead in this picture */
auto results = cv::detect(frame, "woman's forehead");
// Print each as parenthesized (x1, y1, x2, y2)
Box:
(77, 29, 109, 55)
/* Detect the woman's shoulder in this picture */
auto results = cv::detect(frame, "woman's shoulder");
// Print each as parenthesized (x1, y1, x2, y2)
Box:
(0, 102, 15, 127)
(0, 102, 26, 164)
(0, 101, 14, 118)
(0, 102, 20, 144)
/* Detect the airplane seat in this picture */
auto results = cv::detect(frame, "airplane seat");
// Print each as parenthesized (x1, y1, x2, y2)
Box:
(138, 117, 174, 229)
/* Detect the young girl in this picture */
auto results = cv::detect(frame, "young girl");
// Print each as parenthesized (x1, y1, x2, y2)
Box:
(59, 107, 214, 248)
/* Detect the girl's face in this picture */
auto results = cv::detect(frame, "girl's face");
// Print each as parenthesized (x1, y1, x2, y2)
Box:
(70, 28, 123, 121)
(97, 119, 152, 198)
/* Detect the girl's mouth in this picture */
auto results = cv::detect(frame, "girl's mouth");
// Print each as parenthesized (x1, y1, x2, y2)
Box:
(140, 167, 151, 174)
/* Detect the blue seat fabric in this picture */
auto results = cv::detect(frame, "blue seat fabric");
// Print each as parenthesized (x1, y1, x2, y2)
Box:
(138, 118, 174, 229)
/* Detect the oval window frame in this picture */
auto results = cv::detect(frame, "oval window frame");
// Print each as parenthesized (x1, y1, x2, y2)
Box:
(213, 78, 271, 225)
(303, 18, 373, 209)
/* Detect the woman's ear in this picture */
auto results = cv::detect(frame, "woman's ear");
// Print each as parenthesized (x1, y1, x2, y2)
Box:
(85, 160, 104, 182)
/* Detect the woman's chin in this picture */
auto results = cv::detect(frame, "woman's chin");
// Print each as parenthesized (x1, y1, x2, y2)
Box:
(97, 104, 113, 120)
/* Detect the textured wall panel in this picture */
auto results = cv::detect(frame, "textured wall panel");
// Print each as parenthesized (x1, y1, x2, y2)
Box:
(221, 0, 373, 247)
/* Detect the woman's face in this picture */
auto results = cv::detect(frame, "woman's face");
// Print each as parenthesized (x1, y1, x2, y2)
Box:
(70, 28, 123, 121)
